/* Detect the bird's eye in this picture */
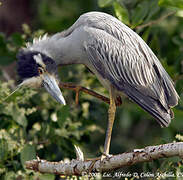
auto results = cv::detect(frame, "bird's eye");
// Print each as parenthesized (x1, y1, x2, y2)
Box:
(38, 67, 44, 75)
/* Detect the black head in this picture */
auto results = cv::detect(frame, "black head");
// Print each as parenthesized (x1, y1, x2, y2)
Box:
(16, 50, 66, 105)
(17, 50, 58, 82)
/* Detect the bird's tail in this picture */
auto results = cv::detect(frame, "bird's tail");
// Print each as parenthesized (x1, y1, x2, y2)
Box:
(123, 85, 175, 127)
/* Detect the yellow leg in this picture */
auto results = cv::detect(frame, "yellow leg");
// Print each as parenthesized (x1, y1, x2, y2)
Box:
(103, 88, 116, 156)
(85, 92, 116, 164)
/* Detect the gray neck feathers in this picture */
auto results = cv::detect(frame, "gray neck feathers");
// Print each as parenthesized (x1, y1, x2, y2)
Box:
(26, 30, 83, 66)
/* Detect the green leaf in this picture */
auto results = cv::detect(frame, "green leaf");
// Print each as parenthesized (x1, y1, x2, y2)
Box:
(0, 138, 8, 161)
(141, 28, 150, 42)
(38, 174, 55, 180)
(57, 105, 69, 128)
(119, 109, 132, 132)
(0, 56, 14, 66)
(175, 79, 183, 94)
(113, 2, 130, 25)
(20, 144, 36, 168)
(98, 0, 113, 7)
(4, 171, 17, 180)
(0, 164, 6, 174)
(0, 33, 6, 49)
(159, 0, 183, 10)
(131, 1, 149, 26)
(145, 0, 160, 21)
(11, 33, 24, 46)
(172, 35, 183, 46)
(0, 129, 22, 158)
(4, 103, 27, 128)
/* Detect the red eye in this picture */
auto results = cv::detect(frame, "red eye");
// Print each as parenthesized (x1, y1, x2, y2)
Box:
(38, 67, 44, 75)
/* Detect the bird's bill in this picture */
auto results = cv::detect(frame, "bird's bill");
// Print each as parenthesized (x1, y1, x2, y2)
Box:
(43, 74, 66, 105)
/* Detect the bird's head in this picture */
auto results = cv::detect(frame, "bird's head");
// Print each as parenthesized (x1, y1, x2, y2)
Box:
(17, 50, 66, 105)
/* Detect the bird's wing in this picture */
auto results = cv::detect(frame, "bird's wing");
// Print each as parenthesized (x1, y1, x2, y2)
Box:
(84, 26, 178, 127)
(78, 12, 177, 104)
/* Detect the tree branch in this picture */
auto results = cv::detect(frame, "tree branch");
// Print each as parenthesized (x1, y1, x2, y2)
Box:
(26, 142, 183, 176)
(136, 11, 175, 30)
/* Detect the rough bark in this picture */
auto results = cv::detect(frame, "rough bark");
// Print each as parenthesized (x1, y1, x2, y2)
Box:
(25, 142, 183, 176)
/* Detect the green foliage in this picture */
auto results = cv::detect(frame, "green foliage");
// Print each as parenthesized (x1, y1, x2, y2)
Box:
(0, 0, 183, 179)
(113, 2, 130, 25)
(0, 80, 96, 179)
(159, 0, 183, 10)
(20, 144, 36, 169)
(98, 0, 113, 8)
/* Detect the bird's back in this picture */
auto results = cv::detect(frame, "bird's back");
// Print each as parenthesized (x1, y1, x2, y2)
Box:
(67, 12, 179, 127)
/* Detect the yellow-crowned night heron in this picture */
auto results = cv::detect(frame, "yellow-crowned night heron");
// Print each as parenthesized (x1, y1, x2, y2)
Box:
(17, 12, 179, 158)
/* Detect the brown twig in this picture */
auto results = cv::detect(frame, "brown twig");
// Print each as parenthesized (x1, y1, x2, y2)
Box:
(25, 142, 183, 176)
(136, 11, 176, 30)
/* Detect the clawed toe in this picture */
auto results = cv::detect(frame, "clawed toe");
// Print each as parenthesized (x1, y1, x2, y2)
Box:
(101, 153, 112, 161)
(74, 145, 84, 161)
(74, 145, 113, 163)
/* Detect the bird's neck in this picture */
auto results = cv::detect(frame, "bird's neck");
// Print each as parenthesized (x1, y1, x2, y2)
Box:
(29, 32, 82, 66)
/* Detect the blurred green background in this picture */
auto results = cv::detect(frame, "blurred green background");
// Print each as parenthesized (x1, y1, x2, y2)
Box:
(0, 0, 183, 179)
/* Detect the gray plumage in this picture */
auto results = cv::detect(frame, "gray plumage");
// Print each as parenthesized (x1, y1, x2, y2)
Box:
(23, 11, 179, 127)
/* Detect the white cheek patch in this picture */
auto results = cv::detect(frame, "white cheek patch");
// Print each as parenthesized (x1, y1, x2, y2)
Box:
(33, 54, 46, 68)
(20, 76, 43, 88)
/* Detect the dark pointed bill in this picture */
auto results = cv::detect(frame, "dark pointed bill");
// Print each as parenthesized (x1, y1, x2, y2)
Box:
(43, 74, 66, 105)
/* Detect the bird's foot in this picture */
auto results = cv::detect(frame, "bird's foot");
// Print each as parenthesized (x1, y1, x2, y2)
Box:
(101, 152, 112, 161)
(74, 145, 112, 162)
(86, 153, 112, 162)
(74, 145, 84, 161)
(74, 145, 98, 173)
(74, 146, 113, 173)
(84, 153, 112, 172)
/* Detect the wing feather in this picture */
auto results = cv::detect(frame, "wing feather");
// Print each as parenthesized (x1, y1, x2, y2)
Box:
(83, 25, 178, 127)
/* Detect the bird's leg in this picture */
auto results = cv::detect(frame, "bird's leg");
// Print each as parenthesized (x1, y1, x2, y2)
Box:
(73, 87, 117, 165)
(59, 82, 123, 107)
(102, 87, 116, 159)
(59, 82, 110, 105)
(115, 96, 122, 106)
(74, 86, 81, 105)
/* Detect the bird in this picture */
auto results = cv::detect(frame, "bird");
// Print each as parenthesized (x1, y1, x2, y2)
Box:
(17, 11, 179, 158)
